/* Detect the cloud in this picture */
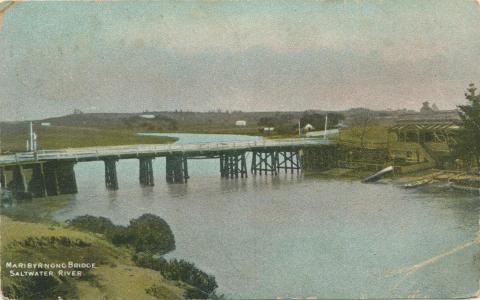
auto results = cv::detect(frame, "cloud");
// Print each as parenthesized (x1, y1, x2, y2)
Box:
(1, 1, 479, 120)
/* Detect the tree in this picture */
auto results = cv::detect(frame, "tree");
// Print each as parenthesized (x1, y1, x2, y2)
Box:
(299, 112, 344, 131)
(349, 108, 375, 148)
(454, 83, 480, 173)
(128, 214, 176, 254)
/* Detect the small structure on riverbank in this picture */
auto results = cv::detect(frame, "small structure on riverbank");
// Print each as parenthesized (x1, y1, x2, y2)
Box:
(389, 121, 460, 144)
(388, 115, 462, 168)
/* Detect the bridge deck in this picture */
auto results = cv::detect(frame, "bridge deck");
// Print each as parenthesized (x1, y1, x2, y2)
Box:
(0, 138, 331, 166)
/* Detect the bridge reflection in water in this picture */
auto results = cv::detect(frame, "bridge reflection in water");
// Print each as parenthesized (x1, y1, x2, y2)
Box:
(0, 139, 332, 199)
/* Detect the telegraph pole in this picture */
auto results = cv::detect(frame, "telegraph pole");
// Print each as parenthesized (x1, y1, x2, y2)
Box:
(324, 113, 328, 140)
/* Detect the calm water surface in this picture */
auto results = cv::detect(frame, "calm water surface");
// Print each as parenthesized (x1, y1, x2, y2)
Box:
(54, 133, 480, 299)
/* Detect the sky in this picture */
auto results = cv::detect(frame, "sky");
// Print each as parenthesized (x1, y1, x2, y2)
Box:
(1, 0, 479, 121)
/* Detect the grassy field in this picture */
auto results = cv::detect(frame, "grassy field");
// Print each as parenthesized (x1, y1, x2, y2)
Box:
(0, 216, 186, 299)
(1, 126, 177, 153)
(335, 125, 396, 147)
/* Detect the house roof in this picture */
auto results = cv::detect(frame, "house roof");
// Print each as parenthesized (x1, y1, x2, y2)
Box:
(390, 122, 461, 132)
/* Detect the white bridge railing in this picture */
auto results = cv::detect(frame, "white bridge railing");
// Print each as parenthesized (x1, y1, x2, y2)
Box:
(0, 138, 330, 165)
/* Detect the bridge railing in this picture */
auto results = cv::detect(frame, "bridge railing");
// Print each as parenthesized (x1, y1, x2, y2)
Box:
(0, 138, 330, 164)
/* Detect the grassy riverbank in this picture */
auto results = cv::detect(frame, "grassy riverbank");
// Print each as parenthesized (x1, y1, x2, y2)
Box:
(0, 215, 186, 299)
(0, 193, 221, 299)
(0, 126, 177, 153)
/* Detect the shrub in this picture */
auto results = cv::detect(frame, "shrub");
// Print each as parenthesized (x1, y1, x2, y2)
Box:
(184, 287, 208, 299)
(128, 214, 175, 255)
(2, 269, 77, 300)
(68, 215, 115, 234)
(105, 225, 133, 246)
(132, 252, 167, 271)
(68, 214, 176, 255)
(133, 254, 218, 298)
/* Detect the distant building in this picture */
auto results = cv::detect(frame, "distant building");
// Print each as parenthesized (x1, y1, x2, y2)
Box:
(335, 120, 348, 129)
(303, 124, 315, 131)
(306, 128, 339, 138)
(263, 127, 275, 132)
(140, 114, 156, 119)
(40, 122, 51, 126)
(420, 101, 434, 113)
(389, 118, 461, 166)
(235, 120, 247, 126)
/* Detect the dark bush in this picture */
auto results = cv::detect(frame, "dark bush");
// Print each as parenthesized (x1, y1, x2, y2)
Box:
(68, 214, 176, 255)
(128, 214, 175, 255)
(2, 269, 77, 300)
(68, 215, 115, 234)
(184, 287, 208, 299)
(133, 254, 218, 297)
(105, 225, 134, 246)
(132, 252, 167, 271)
(165, 259, 218, 295)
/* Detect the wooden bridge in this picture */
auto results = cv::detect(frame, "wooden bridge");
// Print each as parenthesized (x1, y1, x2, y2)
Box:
(0, 138, 334, 199)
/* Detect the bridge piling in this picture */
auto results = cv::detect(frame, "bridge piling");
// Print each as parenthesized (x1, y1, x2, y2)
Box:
(104, 159, 119, 190)
(166, 155, 188, 183)
(183, 157, 189, 181)
(57, 162, 78, 194)
(0, 167, 6, 188)
(139, 157, 154, 186)
(277, 151, 301, 174)
(220, 152, 247, 178)
(28, 163, 46, 197)
(241, 152, 247, 178)
(251, 151, 278, 175)
(10, 165, 27, 194)
(44, 162, 60, 196)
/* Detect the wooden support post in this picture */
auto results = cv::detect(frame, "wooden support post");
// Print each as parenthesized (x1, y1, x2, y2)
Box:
(43, 162, 60, 196)
(241, 152, 247, 178)
(264, 152, 269, 175)
(57, 161, 78, 194)
(295, 150, 301, 173)
(11, 165, 27, 193)
(183, 157, 189, 182)
(104, 159, 119, 190)
(139, 157, 154, 186)
(230, 155, 234, 178)
(0, 167, 6, 188)
(251, 151, 257, 174)
(166, 155, 187, 184)
(250, 150, 280, 176)
(28, 163, 46, 197)
(6, 165, 31, 200)
(220, 154, 225, 177)
(271, 151, 278, 175)
(234, 154, 239, 178)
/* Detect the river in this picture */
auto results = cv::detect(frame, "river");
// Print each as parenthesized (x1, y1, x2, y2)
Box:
(54, 133, 480, 299)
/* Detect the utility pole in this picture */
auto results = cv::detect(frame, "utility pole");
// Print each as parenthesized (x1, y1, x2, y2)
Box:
(298, 120, 301, 137)
(324, 113, 328, 140)
(30, 122, 33, 151)
(26, 121, 37, 152)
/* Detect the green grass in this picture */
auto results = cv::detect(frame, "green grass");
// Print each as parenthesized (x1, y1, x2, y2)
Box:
(0, 216, 185, 299)
(335, 125, 396, 147)
(1, 126, 177, 153)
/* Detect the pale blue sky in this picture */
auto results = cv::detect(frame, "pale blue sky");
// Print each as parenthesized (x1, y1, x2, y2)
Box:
(1, 1, 479, 120)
